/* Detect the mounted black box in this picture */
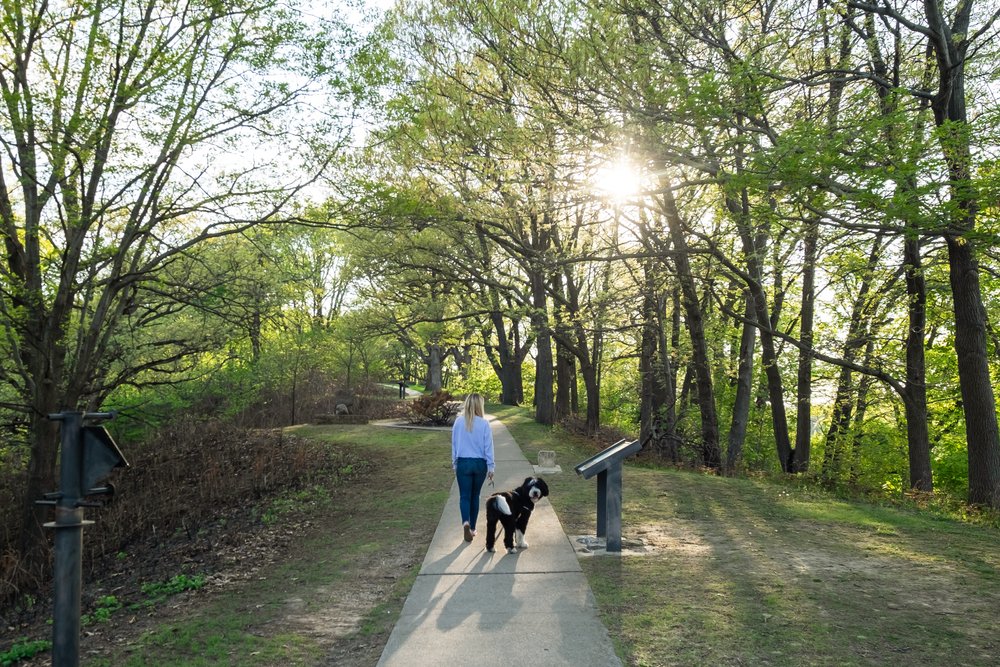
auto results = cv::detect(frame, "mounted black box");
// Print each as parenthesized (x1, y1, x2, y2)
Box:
(81, 425, 129, 493)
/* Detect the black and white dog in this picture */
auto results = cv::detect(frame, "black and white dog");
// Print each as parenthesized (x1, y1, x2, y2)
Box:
(485, 476, 549, 554)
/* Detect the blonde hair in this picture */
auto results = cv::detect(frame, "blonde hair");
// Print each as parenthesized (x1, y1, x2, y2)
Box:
(462, 393, 485, 431)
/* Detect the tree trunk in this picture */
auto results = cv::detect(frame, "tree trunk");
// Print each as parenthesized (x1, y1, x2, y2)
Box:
(848, 338, 877, 486)
(579, 360, 600, 436)
(820, 234, 883, 484)
(794, 218, 818, 472)
(552, 272, 574, 421)
(795, 0, 851, 474)
(426, 344, 443, 392)
(290, 358, 299, 425)
(640, 289, 659, 446)
(20, 396, 63, 576)
(726, 291, 757, 472)
(19, 284, 71, 573)
(725, 194, 793, 472)
(654, 294, 681, 461)
(453, 344, 473, 380)
(485, 311, 522, 405)
(821, 362, 855, 485)
(903, 235, 932, 491)
(948, 239, 1000, 504)
(555, 341, 574, 420)
(530, 268, 554, 425)
(512, 322, 526, 404)
(565, 312, 599, 434)
(628, 13, 680, 453)
(860, 4, 933, 493)
(250, 309, 262, 362)
(922, 0, 1000, 505)
(498, 359, 522, 405)
(663, 186, 720, 468)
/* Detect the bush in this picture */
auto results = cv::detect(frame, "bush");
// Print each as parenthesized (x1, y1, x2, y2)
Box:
(406, 390, 458, 426)
(0, 415, 360, 609)
(85, 420, 355, 562)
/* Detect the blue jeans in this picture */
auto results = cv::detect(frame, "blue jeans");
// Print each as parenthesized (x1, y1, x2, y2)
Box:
(455, 457, 488, 529)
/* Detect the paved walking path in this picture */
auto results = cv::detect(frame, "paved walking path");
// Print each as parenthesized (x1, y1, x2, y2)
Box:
(377, 415, 622, 666)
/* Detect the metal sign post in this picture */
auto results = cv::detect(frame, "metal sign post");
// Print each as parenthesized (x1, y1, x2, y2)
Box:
(41, 411, 128, 667)
(50, 412, 86, 667)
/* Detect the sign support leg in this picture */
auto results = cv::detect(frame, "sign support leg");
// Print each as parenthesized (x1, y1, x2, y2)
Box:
(606, 463, 622, 552)
(596, 469, 607, 538)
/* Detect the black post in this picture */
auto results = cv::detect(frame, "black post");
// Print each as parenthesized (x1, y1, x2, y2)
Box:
(606, 462, 623, 552)
(595, 469, 607, 538)
(49, 411, 86, 667)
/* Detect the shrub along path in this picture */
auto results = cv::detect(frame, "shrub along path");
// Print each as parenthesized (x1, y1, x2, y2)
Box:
(5, 406, 1000, 666)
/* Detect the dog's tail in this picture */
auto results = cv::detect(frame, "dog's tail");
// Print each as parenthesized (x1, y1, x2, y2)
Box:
(493, 496, 512, 516)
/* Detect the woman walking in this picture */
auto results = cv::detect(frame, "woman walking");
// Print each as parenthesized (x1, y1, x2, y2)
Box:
(451, 393, 495, 542)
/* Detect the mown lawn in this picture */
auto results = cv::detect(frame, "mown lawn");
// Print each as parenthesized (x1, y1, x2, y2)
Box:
(495, 404, 1000, 667)
(72, 405, 1000, 666)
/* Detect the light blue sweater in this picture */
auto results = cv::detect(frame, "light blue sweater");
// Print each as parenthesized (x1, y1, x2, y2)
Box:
(451, 415, 495, 473)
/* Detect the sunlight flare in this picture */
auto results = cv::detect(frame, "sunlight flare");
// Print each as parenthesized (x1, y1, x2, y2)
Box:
(593, 159, 641, 203)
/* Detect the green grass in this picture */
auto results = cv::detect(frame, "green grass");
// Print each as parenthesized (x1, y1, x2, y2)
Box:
(496, 403, 1000, 667)
(261, 484, 333, 525)
(86, 424, 453, 667)
(140, 574, 207, 602)
(80, 407, 1000, 666)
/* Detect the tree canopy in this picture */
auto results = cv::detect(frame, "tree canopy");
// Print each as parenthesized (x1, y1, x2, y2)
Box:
(3, 0, 1000, 581)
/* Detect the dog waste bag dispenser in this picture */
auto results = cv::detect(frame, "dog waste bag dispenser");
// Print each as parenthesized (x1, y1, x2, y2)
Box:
(81, 424, 128, 493)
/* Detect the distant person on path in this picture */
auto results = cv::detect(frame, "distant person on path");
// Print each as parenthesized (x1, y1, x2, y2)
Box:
(451, 393, 495, 542)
